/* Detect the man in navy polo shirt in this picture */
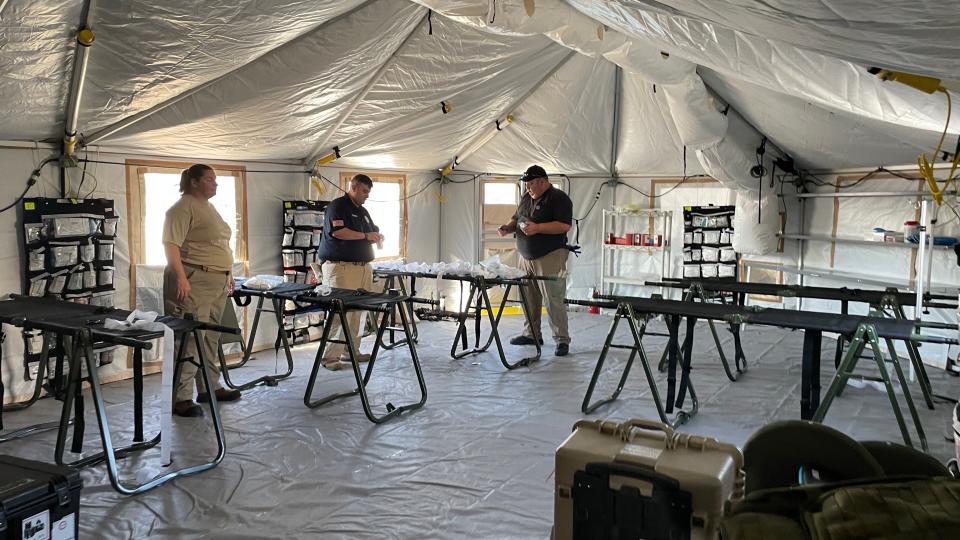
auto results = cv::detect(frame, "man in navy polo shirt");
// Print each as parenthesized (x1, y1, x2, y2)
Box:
(497, 165, 573, 356)
(317, 174, 384, 369)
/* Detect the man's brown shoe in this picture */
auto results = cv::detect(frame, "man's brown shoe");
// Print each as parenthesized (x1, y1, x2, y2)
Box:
(173, 400, 203, 417)
(197, 388, 242, 403)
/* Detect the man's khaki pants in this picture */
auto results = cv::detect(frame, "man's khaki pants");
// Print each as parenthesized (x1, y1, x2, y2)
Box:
(321, 261, 374, 359)
(163, 267, 228, 402)
(517, 248, 570, 344)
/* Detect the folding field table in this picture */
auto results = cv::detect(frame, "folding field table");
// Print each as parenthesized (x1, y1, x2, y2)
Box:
(283, 287, 427, 424)
(224, 281, 315, 389)
(647, 278, 958, 409)
(373, 269, 551, 369)
(567, 294, 954, 449)
(0, 295, 238, 494)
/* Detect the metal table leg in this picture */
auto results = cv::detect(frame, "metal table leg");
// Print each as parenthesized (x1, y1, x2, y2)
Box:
(220, 295, 293, 390)
(800, 330, 822, 420)
(304, 303, 427, 423)
(813, 324, 921, 449)
(581, 304, 642, 414)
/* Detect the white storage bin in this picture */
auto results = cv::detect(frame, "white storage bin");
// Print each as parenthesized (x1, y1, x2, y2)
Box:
(703, 230, 721, 244)
(720, 231, 731, 244)
(50, 245, 79, 267)
(98, 267, 114, 286)
(67, 271, 84, 291)
(90, 291, 114, 307)
(293, 230, 313, 247)
(709, 215, 729, 228)
(48, 272, 67, 294)
(683, 232, 693, 244)
(28, 249, 45, 271)
(682, 249, 692, 262)
(294, 314, 310, 329)
(293, 211, 323, 227)
(24, 223, 44, 243)
(701, 264, 718, 278)
(79, 243, 95, 263)
(282, 251, 303, 267)
(693, 231, 703, 244)
(702, 246, 720, 262)
(83, 268, 97, 288)
(44, 216, 95, 238)
(718, 264, 736, 278)
(28, 275, 48, 296)
(102, 217, 119, 236)
(97, 241, 114, 261)
(282, 228, 294, 246)
(691, 249, 702, 262)
(720, 247, 737, 262)
(682, 265, 701, 278)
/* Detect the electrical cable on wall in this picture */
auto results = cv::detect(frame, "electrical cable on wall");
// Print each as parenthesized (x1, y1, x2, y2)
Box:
(0, 157, 57, 214)
(317, 173, 442, 203)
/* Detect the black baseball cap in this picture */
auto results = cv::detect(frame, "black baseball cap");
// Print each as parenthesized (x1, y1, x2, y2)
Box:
(520, 165, 548, 182)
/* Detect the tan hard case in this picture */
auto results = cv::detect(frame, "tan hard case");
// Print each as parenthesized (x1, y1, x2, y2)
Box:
(553, 418, 744, 540)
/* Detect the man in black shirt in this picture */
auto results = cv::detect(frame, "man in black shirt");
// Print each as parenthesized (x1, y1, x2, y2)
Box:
(317, 174, 384, 369)
(497, 165, 573, 356)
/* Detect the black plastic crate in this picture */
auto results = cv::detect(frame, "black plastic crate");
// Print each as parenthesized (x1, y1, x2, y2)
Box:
(0, 455, 81, 540)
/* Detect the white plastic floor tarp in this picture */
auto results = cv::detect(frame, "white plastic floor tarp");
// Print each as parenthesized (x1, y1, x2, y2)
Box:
(0, 312, 954, 539)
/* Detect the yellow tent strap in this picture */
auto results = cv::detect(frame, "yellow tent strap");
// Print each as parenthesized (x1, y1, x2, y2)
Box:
(918, 88, 951, 204)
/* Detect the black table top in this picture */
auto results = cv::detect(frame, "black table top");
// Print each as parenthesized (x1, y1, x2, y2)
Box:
(234, 281, 314, 298)
(0, 296, 224, 347)
(567, 294, 955, 343)
(270, 287, 410, 311)
(373, 268, 554, 285)
(647, 278, 957, 308)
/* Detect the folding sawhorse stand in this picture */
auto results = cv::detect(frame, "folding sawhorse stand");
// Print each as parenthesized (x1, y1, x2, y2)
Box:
(651, 278, 954, 412)
(298, 288, 427, 423)
(373, 270, 550, 370)
(567, 298, 698, 427)
(223, 282, 314, 390)
(0, 296, 237, 494)
(568, 294, 952, 449)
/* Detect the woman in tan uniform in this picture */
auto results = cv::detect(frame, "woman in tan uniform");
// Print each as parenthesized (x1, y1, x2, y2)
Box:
(163, 164, 241, 417)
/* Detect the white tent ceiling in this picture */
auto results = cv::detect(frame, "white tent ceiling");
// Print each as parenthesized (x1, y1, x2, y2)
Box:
(0, 0, 958, 175)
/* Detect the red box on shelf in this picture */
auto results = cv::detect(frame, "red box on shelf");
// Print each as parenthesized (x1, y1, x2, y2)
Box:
(614, 236, 632, 245)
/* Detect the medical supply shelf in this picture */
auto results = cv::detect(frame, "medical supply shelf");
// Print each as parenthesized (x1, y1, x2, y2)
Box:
(281, 200, 328, 337)
(599, 209, 673, 296)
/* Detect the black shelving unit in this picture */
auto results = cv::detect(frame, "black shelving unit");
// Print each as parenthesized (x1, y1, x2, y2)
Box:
(17, 197, 119, 385)
(681, 204, 737, 282)
(281, 200, 328, 338)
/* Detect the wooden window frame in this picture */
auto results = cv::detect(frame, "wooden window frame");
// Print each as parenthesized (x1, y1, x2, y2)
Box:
(338, 171, 407, 260)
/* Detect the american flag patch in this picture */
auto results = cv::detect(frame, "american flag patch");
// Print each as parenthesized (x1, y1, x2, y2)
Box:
(332, 219, 344, 227)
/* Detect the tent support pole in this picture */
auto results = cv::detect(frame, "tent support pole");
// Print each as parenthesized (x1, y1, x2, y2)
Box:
(609, 66, 622, 182)
(62, 0, 97, 158)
